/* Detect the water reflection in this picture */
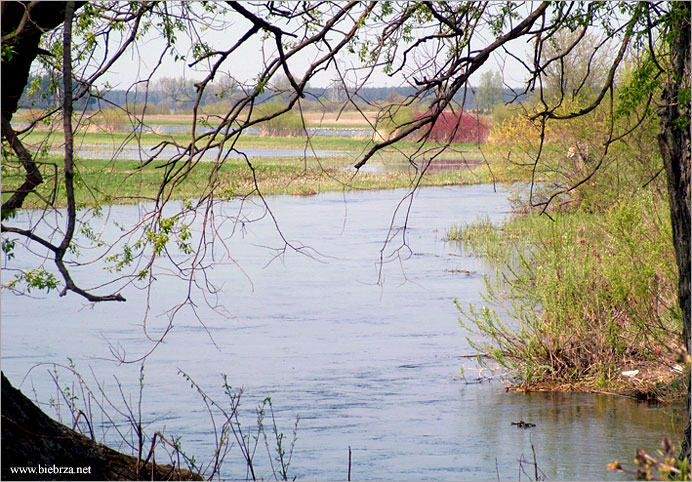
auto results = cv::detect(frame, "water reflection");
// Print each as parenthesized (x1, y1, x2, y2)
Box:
(472, 389, 684, 480)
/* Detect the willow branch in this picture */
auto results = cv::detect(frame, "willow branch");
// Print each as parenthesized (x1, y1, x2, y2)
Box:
(54, 1, 125, 302)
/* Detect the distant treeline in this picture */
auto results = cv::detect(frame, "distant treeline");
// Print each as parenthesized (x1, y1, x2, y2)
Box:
(19, 75, 525, 113)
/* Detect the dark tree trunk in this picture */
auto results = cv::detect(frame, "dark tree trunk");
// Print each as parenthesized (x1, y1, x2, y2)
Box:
(1, 2, 84, 122)
(1, 373, 202, 481)
(1, 1, 84, 216)
(657, 2, 691, 460)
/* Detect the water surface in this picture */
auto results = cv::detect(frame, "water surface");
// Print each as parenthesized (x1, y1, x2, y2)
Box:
(1, 186, 683, 480)
(143, 125, 373, 137)
(53, 144, 345, 161)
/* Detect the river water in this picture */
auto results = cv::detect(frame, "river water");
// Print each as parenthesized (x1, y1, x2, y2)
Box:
(144, 125, 372, 137)
(51, 144, 346, 161)
(1, 185, 684, 480)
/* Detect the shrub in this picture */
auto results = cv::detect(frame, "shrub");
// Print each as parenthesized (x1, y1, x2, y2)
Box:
(454, 61, 686, 400)
(491, 102, 522, 126)
(251, 101, 304, 137)
(203, 100, 230, 115)
(454, 189, 686, 399)
(95, 108, 125, 132)
(418, 110, 489, 144)
(373, 104, 416, 141)
(147, 102, 173, 115)
(486, 92, 664, 212)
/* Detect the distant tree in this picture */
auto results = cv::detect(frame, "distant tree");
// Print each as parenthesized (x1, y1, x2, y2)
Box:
(210, 74, 237, 99)
(539, 29, 612, 99)
(156, 76, 197, 111)
(475, 70, 504, 113)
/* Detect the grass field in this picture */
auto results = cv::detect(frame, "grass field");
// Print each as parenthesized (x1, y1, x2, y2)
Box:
(18, 126, 485, 155)
(6, 110, 509, 209)
(2, 151, 502, 210)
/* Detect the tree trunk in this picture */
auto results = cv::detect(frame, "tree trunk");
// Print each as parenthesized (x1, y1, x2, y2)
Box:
(1, 2, 83, 217)
(1, 2, 85, 122)
(1, 373, 202, 481)
(657, 2, 691, 460)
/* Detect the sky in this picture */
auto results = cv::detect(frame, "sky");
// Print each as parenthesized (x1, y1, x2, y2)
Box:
(88, 3, 533, 93)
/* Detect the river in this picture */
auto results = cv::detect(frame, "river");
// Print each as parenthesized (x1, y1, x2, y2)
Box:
(1, 185, 683, 480)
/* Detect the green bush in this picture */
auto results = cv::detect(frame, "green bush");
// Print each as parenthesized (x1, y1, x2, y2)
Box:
(95, 108, 125, 131)
(491, 102, 522, 126)
(203, 100, 233, 115)
(454, 188, 685, 398)
(124, 102, 172, 116)
(252, 101, 304, 137)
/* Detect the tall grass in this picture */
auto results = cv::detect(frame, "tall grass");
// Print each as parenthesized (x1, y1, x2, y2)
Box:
(453, 189, 686, 399)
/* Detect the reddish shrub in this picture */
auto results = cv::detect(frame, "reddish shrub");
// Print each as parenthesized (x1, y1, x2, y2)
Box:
(417, 110, 489, 144)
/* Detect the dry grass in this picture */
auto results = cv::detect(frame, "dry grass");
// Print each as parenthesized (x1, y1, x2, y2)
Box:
(300, 111, 379, 127)
(508, 353, 689, 403)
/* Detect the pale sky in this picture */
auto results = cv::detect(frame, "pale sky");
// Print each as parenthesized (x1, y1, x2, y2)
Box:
(88, 4, 532, 92)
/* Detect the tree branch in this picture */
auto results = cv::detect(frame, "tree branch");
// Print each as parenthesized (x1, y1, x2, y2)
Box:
(226, 1, 297, 38)
(1, 116, 43, 217)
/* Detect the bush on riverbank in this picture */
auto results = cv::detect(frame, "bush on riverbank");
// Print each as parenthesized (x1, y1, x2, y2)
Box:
(450, 87, 689, 402)
(93, 107, 125, 132)
(373, 104, 416, 141)
(419, 110, 489, 144)
(453, 189, 687, 400)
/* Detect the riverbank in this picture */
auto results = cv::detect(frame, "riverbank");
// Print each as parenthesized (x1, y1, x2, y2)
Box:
(3, 129, 515, 209)
(2, 155, 504, 209)
(449, 181, 689, 404)
(2, 373, 203, 481)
